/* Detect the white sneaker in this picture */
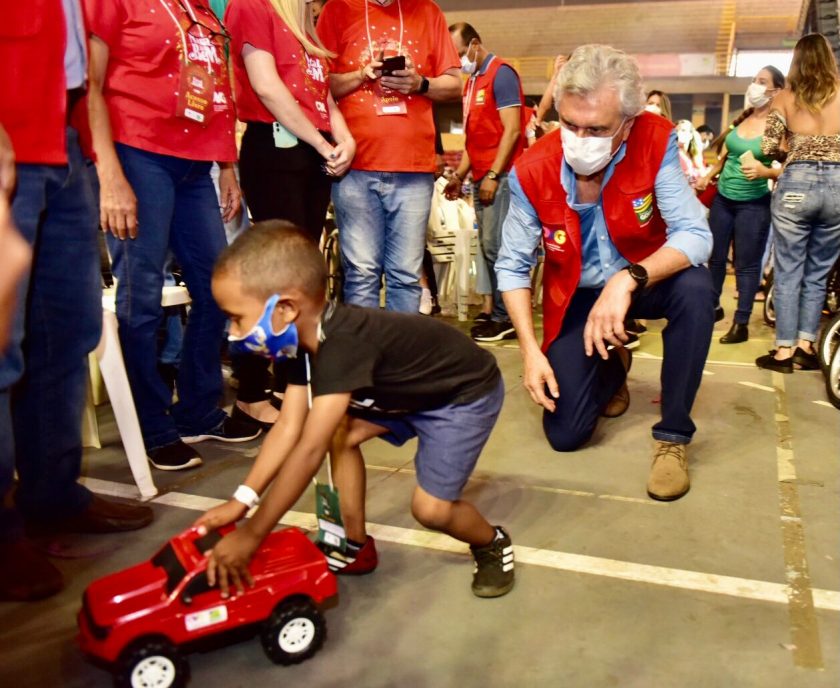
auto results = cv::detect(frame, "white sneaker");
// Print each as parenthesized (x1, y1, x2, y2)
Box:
(419, 288, 433, 315)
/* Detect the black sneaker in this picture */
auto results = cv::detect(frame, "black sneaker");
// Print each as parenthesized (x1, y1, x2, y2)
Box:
(624, 318, 647, 335)
(181, 415, 262, 444)
(470, 526, 514, 598)
(471, 320, 517, 342)
(623, 332, 640, 350)
(148, 440, 203, 471)
(473, 312, 492, 324)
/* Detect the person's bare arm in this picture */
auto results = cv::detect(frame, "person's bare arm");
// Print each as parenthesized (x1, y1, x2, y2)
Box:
(329, 56, 383, 99)
(695, 143, 728, 191)
(380, 62, 461, 102)
(325, 92, 356, 177)
(0, 125, 15, 197)
(88, 35, 138, 240)
(477, 107, 523, 206)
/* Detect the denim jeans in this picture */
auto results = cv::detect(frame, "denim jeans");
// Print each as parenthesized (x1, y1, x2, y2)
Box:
(331, 170, 434, 312)
(106, 144, 227, 450)
(0, 128, 101, 535)
(473, 174, 511, 322)
(543, 267, 714, 450)
(708, 192, 771, 325)
(771, 161, 840, 346)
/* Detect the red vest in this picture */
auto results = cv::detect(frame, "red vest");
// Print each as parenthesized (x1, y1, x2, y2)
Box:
(0, 0, 92, 165)
(515, 112, 673, 350)
(463, 57, 528, 180)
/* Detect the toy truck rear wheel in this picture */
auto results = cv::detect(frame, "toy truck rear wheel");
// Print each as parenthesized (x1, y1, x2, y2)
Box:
(260, 598, 326, 665)
(115, 638, 189, 688)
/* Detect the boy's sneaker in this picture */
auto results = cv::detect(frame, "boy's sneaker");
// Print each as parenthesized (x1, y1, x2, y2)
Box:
(419, 288, 434, 316)
(318, 536, 378, 575)
(181, 415, 262, 444)
(471, 320, 517, 342)
(470, 526, 515, 598)
(148, 440, 203, 471)
(473, 312, 492, 324)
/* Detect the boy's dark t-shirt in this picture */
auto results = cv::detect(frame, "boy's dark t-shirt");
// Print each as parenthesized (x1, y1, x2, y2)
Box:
(287, 303, 501, 415)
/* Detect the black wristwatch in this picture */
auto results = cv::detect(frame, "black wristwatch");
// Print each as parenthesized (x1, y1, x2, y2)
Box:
(625, 263, 648, 290)
(486, 170, 499, 181)
(418, 77, 430, 95)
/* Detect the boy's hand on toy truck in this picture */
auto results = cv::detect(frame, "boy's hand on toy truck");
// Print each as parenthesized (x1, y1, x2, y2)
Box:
(205, 525, 260, 598)
(195, 500, 248, 534)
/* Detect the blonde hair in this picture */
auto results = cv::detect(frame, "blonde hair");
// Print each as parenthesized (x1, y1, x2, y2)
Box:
(267, 0, 333, 59)
(788, 33, 839, 112)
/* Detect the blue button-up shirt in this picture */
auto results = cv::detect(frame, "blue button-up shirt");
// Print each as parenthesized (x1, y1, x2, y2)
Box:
(496, 131, 712, 291)
(63, 0, 87, 90)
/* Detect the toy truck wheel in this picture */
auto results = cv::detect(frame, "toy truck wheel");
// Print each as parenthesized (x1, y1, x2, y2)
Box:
(115, 638, 188, 688)
(260, 599, 326, 665)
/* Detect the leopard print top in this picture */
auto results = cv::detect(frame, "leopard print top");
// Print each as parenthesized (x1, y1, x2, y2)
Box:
(761, 111, 840, 164)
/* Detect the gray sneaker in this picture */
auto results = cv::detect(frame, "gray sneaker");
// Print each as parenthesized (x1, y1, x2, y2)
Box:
(470, 526, 515, 598)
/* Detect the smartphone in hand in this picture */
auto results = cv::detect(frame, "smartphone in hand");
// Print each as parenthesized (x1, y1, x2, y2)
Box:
(381, 55, 406, 76)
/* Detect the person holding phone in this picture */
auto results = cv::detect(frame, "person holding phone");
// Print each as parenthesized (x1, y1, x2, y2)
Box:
(223, 0, 356, 429)
(316, 0, 461, 313)
(697, 65, 785, 343)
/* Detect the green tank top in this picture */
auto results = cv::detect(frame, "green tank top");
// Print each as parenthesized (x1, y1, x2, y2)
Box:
(718, 128, 773, 201)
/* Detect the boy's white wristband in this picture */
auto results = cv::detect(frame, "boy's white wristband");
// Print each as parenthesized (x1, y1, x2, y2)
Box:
(233, 485, 260, 509)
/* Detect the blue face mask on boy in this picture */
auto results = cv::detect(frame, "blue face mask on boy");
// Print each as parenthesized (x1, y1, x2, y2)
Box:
(227, 294, 299, 360)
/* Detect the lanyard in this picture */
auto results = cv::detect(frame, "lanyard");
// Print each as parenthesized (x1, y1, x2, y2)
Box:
(158, 0, 219, 74)
(463, 55, 495, 126)
(364, 0, 403, 59)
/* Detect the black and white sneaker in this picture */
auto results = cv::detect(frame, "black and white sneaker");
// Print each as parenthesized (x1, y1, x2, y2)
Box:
(623, 332, 640, 350)
(148, 440, 203, 471)
(181, 415, 262, 444)
(471, 320, 517, 342)
(470, 526, 514, 598)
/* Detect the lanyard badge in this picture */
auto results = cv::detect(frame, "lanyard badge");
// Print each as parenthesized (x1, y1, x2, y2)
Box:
(365, 0, 408, 116)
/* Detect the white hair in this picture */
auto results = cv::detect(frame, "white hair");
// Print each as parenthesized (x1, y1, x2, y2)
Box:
(555, 44, 646, 118)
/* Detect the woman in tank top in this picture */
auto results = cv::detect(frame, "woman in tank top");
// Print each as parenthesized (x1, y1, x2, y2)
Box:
(755, 33, 840, 373)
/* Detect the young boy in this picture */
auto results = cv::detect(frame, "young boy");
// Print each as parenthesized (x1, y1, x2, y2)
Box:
(198, 221, 513, 598)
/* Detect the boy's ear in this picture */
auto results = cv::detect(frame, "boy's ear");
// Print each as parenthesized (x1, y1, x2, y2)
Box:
(271, 294, 301, 331)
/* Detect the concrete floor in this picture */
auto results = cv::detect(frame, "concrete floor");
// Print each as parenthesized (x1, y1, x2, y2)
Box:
(1, 281, 838, 688)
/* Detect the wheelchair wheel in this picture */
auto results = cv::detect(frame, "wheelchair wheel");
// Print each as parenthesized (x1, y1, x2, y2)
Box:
(818, 312, 840, 373)
(763, 281, 776, 327)
(825, 343, 840, 410)
(323, 228, 343, 302)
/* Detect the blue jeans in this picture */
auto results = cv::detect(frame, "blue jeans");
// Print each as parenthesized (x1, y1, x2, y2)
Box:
(543, 267, 714, 450)
(771, 161, 840, 346)
(107, 144, 227, 450)
(0, 128, 101, 534)
(473, 174, 511, 322)
(331, 170, 433, 312)
(708, 192, 771, 325)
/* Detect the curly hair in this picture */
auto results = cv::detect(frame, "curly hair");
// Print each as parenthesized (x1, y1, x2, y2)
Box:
(788, 33, 840, 112)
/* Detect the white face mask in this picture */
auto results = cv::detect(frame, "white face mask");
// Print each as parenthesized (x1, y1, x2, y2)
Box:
(561, 118, 626, 176)
(460, 42, 477, 75)
(745, 82, 772, 108)
(677, 129, 693, 146)
(644, 103, 662, 115)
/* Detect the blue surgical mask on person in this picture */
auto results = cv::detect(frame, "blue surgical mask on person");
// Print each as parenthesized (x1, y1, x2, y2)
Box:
(227, 294, 299, 360)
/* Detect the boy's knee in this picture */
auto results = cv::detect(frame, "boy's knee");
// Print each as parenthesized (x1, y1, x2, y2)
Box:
(411, 490, 453, 531)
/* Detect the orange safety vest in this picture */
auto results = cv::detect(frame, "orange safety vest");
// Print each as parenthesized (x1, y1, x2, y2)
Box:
(463, 57, 528, 181)
(514, 112, 674, 350)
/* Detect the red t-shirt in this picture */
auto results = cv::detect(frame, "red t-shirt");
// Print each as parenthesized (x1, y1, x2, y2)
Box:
(225, 0, 331, 132)
(86, 0, 237, 162)
(317, 0, 459, 173)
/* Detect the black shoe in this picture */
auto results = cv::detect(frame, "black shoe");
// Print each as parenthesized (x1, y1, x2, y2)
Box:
(714, 307, 725, 322)
(793, 347, 820, 371)
(0, 538, 64, 601)
(720, 323, 748, 344)
(471, 320, 517, 342)
(60, 494, 154, 533)
(231, 404, 274, 433)
(756, 351, 793, 374)
(624, 318, 647, 335)
(473, 312, 492, 324)
(622, 332, 640, 350)
(181, 415, 263, 444)
(470, 526, 515, 598)
(148, 440, 203, 471)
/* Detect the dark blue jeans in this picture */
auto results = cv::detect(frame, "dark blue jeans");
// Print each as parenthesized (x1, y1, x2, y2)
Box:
(0, 128, 101, 536)
(708, 192, 771, 325)
(107, 144, 227, 450)
(543, 266, 714, 451)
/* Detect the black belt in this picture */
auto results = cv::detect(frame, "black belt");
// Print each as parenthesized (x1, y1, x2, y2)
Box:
(67, 87, 86, 121)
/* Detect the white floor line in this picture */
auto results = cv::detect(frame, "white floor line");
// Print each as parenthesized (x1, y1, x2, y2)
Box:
(739, 381, 775, 393)
(80, 477, 840, 614)
(812, 400, 834, 409)
(633, 352, 761, 369)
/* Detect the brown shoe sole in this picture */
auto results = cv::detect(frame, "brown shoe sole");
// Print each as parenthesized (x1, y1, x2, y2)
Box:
(647, 485, 691, 502)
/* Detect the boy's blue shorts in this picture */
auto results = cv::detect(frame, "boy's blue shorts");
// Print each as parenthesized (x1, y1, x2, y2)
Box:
(349, 376, 504, 502)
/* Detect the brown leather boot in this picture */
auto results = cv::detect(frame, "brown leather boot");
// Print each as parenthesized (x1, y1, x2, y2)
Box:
(647, 441, 690, 501)
(602, 346, 632, 418)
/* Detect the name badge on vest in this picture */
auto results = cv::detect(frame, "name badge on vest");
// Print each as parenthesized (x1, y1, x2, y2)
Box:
(176, 62, 214, 126)
(374, 82, 408, 116)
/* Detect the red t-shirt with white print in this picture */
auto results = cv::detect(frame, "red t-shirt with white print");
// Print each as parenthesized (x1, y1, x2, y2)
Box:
(317, 0, 459, 173)
(86, 0, 237, 162)
(225, 0, 331, 131)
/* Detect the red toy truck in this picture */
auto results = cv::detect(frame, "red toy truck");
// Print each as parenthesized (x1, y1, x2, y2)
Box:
(78, 525, 337, 688)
